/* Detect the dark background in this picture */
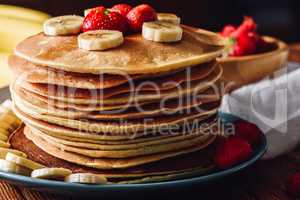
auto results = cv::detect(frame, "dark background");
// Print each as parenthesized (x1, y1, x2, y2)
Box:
(1, 0, 299, 42)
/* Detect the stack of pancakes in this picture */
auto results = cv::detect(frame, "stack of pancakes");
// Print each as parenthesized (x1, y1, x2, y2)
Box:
(9, 26, 225, 183)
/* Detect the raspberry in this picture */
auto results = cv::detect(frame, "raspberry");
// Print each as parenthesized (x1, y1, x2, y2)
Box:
(214, 137, 253, 169)
(287, 173, 300, 196)
(234, 121, 261, 146)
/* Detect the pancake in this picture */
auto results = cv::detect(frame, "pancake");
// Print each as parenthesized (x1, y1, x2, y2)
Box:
(17, 88, 155, 112)
(8, 55, 144, 90)
(9, 18, 225, 183)
(14, 106, 146, 141)
(14, 27, 224, 75)
(12, 83, 221, 120)
(17, 64, 222, 105)
(10, 126, 216, 180)
(14, 99, 220, 134)
(10, 55, 217, 90)
(24, 125, 216, 169)
(29, 122, 218, 150)
(13, 106, 218, 141)
(18, 85, 220, 112)
(27, 126, 212, 158)
(19, 60, 217, 99)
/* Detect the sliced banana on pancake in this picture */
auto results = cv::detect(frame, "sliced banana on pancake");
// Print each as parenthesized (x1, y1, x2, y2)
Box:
(157, 13, 181, 25)
(0, 141, 10, 148)
(5, 152, 44, 170)
(142, 21, 182, 42)
(65, 173, 107, 184)
(0, 147, 27, 159)
(78, 30, 124, 51)
(0, 159, 31, 176)
(31, 168, 72, 180)
(43, 15, 83, 36)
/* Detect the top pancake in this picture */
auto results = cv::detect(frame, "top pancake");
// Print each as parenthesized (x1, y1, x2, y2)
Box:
(14, 26, 224, 75)
(9, 55, 143, 89)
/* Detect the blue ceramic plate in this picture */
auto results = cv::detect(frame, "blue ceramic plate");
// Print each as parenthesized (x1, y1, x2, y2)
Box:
(0, 87, 267, 196)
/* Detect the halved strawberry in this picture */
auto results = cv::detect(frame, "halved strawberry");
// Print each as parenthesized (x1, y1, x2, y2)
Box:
(126, 4, 157, 32)
(234, 121, 261, 146)
(214, 137, 253, 169)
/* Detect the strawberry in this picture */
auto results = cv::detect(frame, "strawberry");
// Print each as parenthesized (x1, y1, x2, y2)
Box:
(232, 16, 257, 38)
(111, 4, 132, 17)
(231, 32, 256, 56)
(126, 4, 157, 32)
(214, 137, 253, 169)
(287, 173, 300, 196)
(221, 25, 236, 37)
(231, 44, 245, 56)
(234, 121, 261, 146)
(82, 6, 128, 33)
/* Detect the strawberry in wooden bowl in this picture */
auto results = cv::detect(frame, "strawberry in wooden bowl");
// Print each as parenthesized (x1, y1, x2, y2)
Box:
(218, 17, 289, 92)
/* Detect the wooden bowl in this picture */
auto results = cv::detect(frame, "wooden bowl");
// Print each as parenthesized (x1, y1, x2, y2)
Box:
(218, 36, 289, 92)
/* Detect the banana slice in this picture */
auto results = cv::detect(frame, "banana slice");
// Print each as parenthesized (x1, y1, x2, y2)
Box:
(0, 148, 27, 159)
(1, 113, 16, 124)
(157, 13, 181, 25)
(78, 30, 124, 51)
(43, 15, 83, 36)
(84, 8, 92, 17)
(142, 21, 183, 42)
(0, 141, 10, 148)
(0, 128, 10, 136)
(0, 133, 8, 142)
(0, 122, 13, 132)
(0, 103, 22, 132)
(31, 168, 72, 180)
(5, 152, 44, 170)
(65, 173, 107, 184)
(0, 159, 31, 176)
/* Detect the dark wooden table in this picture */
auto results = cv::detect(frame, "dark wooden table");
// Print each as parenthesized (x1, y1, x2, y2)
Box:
(1, 44, 300, 200)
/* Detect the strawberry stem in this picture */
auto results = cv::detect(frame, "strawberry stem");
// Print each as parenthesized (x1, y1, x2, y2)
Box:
(104, 9, 110, 15)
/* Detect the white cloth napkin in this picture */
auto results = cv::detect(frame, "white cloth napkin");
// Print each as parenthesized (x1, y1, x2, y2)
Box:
(221, 62, 300, 159)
